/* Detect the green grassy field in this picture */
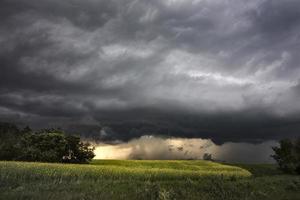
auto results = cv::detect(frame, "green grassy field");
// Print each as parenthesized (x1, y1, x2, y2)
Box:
(0, 160, 299, 200)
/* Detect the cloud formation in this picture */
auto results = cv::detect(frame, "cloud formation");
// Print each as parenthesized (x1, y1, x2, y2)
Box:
(94, 136, 277, 163)
(1, 0, 300, 142)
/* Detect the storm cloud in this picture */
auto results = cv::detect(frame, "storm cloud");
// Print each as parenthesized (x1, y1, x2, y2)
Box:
(94, 136, 277, 163)
(1, 0, 300, 143)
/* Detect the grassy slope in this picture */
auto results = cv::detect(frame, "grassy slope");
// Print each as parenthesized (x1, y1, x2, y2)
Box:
(0, 160, 299, 200)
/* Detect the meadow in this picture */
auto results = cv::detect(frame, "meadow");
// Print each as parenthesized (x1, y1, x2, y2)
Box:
(0, 160, 299, 200)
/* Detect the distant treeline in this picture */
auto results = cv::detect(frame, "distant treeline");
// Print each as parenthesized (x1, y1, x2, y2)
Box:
(0, 122, 95, 163)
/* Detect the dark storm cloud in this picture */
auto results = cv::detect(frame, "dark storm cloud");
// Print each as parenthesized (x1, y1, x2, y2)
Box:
(1, 0, 300, 143)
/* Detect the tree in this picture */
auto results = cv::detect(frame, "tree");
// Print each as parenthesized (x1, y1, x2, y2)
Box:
(294, 138, 300, 174)
(0, 123, 95, 163)
(272, 138, 300, 174)
(63, 135, 95, 163)
(19, 131, 95, 163)
(203, 153, 213, 161)
(19, 132, 68, 162)
(0, 122, 22, 160)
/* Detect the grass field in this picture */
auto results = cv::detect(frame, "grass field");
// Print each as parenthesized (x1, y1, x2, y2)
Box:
(0, 160, 300, 200)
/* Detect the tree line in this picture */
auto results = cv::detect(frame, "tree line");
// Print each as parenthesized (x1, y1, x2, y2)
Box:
(0, 122, 95, 163)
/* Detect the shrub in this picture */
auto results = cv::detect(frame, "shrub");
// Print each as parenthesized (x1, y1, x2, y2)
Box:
(0, 122, 95, 163)
(272, 138, 300, 174)
(203, 153, 213, 161)
(19, 131, 95, 163)
(19, 132, 68, 162)
(0, 122, 23, 160)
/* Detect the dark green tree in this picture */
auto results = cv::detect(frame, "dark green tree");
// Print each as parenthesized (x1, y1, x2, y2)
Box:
(20, 132, 67, 162)
(294, 138, 300, 174)
(19, 131, 95, 163)
(64, 135, 95, 163)
(203, 153, 213, 161)
(0, 123, 95, 163)
(272, 138, 300, 174)
(0, 122, 22, 160)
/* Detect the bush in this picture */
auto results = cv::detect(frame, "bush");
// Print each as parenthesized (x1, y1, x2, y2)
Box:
(272, 138, 300, 174)
(19, 131, 95, 163)
(0, 122, 95, 163)
(203, 153, 213, 161)
(0, 122, 23, 160)
(20, 132, 68, 162)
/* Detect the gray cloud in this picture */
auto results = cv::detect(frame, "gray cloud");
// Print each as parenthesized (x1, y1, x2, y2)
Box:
(94, 136, 277, 163)
(1, 0, 300, 142)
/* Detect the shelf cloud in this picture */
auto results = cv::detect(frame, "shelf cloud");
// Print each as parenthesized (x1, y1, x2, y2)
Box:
(1, 0, 300, 143)
(94, 136, 277, 163)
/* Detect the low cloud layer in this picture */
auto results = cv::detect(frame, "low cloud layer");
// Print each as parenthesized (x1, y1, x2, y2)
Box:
(94, 136, 277, 163)
(1, 0, 300, 142)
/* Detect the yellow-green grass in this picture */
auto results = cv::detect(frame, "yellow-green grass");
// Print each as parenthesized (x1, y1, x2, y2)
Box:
(0, 160, 251, 182)
(0, 160, 299, 200)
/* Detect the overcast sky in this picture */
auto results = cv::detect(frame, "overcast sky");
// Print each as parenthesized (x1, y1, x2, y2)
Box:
(1, 0, 300, 143)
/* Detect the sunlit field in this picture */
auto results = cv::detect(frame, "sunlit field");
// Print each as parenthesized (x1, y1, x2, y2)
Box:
(0, 160, 300, 200)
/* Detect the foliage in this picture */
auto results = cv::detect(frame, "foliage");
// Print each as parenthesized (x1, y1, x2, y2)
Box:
(19, 132, 67, 162)
(19, 131, 95, 163)
(203, 153, 213, 161)
(0, 122, 23, 160)
(63, 135, 95, 163)
(0, 122, 95, 163)
(272, 138, 300, 174)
